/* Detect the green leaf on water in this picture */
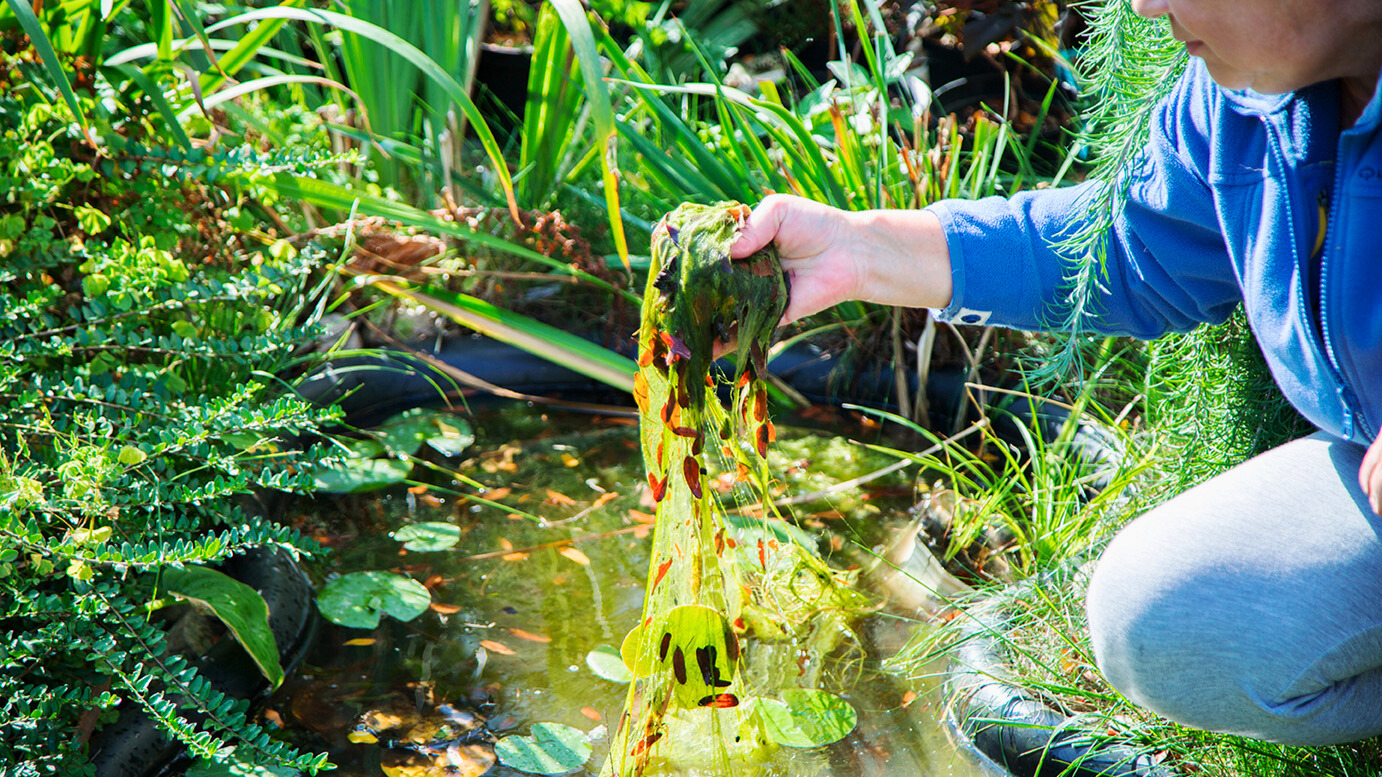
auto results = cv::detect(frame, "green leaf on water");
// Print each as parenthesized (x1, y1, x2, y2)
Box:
(759, 688, 857, 748)
(586, 645, 632, 683)
(316, 571, 431, 630)
(310, 457, 412, 493)
(164, 565, 284, 688)
(495, 722, 592, 774)
(372, 408, 475, 457)
(392, 521, 461, 552)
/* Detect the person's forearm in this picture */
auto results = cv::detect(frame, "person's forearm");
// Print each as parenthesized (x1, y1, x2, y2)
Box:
(845, 208, 953, 310)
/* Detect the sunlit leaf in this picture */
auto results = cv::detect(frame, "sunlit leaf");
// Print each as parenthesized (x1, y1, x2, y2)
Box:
(373, 408, 474, 457)
(586, 645, 632, 684)
(317, 571, 431, 629)
(758, 688, 857, 748)
(494, 722, 592, 775)
(164, 566, 284, 688)
(392, 521, 461, 552)
(310, 457, 412, 493)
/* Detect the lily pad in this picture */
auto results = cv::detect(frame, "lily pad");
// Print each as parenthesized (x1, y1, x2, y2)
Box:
(495, 722, 592, 775)
(586, 645, 632, 683)
(392, 521, 461, 552)
(758, 688, 857, 748)
(164, 565, 284, 688)
(373, 408, 475, 457)
(316, 571, 431, 629)
(310, 457, 413, 494)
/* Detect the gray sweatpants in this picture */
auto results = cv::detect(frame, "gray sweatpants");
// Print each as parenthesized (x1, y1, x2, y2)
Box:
(1086, 432, 1382, 746)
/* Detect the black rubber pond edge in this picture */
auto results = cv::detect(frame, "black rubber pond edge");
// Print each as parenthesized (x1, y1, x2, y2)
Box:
(88, 512, 320, 777)
(946, 596, 1175, 777)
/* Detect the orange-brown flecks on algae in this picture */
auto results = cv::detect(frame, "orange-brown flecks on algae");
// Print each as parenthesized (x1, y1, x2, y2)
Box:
(653, 558, 673, 590)
(648, 472, 668, 502)
(682, 456, 702, 499)
(633, 372, 650, 413)
(698, 693, 740, 708)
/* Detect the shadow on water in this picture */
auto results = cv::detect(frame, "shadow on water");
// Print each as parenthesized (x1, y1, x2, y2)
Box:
(273, 403, 997, 777)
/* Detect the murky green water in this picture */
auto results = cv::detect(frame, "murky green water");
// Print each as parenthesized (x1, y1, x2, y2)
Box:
(277, 404, 995, 777)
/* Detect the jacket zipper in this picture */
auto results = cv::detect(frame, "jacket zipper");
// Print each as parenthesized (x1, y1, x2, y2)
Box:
(1270, 118, 1361, 442)
(1315, 135, 1367, 441)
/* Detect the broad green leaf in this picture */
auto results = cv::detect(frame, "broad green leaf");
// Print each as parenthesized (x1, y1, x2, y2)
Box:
(75, 205, 111, 235)
(495, 722, 592, 775)
(585, 645, 632, 684)
(164, 565, 285, 688)
(758, 688, 857, 748)
(309, 457, 411, 493)
(316, 571, 431, 629)
(117, 445, 147, 466)
(392, 521, 461, 552)
(372, 408, 474, 457)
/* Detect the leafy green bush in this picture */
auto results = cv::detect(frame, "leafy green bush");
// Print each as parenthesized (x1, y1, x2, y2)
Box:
(0, 47, 339, 774)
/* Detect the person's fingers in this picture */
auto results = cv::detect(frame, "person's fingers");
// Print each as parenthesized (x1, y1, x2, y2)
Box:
(729, 194, 794, 259)
(1361, 432, 1382, 515)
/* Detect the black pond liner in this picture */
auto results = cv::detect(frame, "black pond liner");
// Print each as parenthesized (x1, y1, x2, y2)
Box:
(946, 598, 1175, 777)
(92, 332, 1150, 777)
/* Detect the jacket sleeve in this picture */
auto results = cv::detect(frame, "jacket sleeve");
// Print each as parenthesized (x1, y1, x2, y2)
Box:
(925, 62, 1243, 339)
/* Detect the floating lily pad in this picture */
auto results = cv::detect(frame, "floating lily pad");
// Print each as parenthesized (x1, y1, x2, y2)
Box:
(392, 521, 461, 552)
(164, 565, 284, 688)
(759, 688, 857, 748)
(310, 457, 413, 494)
(495, 722, 592, 775)
(316, 571, 431, 629)
(373, 408, 475, 457)
(586, 645, 632, 683)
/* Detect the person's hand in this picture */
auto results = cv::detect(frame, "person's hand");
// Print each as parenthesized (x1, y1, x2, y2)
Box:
(1361, 429, 1382, 515)
(729, 194, 866, 325)
(729, 194, 954, 325)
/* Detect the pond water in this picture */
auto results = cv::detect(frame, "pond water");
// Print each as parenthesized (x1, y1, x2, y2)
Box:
(277, 403, 998, 777)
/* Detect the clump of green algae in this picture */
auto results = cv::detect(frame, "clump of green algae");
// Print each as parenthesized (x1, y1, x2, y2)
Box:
(601, 203, 869, 777)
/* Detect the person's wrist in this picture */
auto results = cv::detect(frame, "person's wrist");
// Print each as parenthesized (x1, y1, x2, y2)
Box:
(847, 209, 952, 310)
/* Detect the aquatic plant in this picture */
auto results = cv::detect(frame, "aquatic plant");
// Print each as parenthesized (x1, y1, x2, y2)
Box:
(602, 203, 867, 776)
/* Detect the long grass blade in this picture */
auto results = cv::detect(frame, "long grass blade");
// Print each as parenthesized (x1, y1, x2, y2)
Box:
(371, 280, 637, 393)
(4, 0, 87, 132)
(208, 6, 522, 223)
(264, 174, 639, 303)
(549, 0, 628, 268)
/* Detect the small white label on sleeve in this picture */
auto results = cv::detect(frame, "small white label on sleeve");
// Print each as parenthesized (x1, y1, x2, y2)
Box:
(955, 308, 991, 326)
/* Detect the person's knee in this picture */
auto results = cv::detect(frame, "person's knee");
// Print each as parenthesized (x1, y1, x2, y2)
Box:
(1085, 514, 1251, 732)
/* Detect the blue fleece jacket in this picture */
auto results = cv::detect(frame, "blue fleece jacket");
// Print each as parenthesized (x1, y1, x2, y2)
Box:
(927, 59, 1382, 447)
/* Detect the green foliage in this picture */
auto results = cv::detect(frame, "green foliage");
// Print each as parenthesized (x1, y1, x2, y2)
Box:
(1143, 310, 1313, 498)
(0, 41, 338, 774)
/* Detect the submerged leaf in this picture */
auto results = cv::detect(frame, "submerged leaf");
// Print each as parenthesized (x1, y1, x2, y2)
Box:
(758, 688, 857, 748)
(495, 722, 593, 774)
(586, 645, 633, 683)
